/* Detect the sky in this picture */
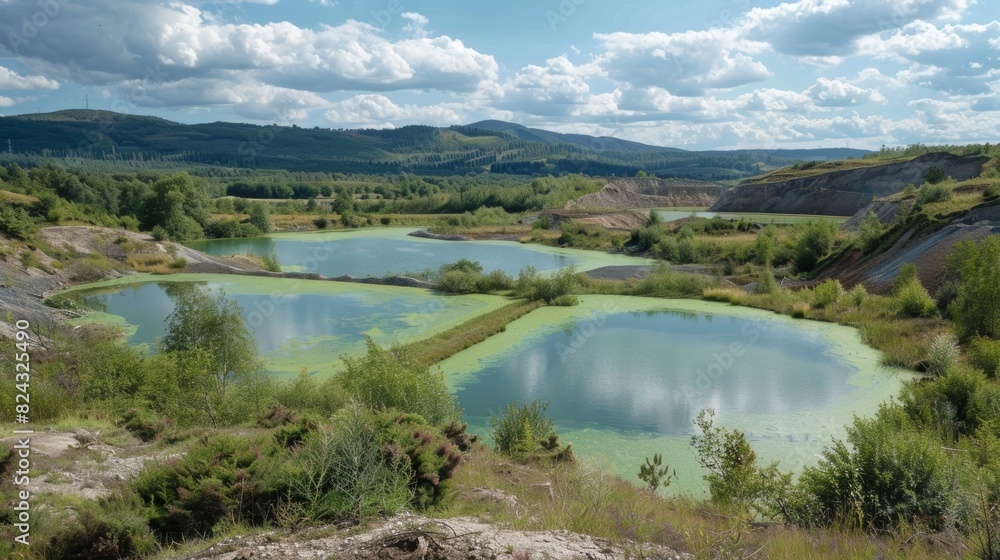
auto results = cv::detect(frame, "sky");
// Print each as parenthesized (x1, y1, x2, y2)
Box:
(0, 0, 998, 150)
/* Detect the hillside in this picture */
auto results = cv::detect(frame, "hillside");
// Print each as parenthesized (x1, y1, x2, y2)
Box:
(564, 177, 723, 209)
(711, 152, 991, 216)
(1, 110, 866, 179)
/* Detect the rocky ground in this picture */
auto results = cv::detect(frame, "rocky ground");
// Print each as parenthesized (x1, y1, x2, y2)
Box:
(181, 513, 690, 560)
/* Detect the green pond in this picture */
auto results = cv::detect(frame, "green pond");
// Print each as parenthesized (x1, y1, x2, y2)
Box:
(63, 274, 508, 379)
(440, 296, 909, 497)
(187, 228, 653, 276)
(655, 208, 850, 224)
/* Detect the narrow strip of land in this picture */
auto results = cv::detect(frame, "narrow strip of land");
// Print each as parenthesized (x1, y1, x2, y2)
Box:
(403, 299, 543, 366)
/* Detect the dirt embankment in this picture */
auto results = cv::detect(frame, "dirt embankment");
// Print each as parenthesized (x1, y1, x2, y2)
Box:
(712, 153, 991, 216)
(565, 178, 723, 210)
(820, 219, 1000, 294)
(842, 198, 915, 230)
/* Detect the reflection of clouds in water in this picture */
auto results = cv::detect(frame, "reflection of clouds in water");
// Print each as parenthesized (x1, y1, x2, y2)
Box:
(518, 347, 547, 398)
(456, 311, 858, 437)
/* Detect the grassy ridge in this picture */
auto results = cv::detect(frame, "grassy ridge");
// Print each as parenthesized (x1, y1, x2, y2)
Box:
(402, 299, 543, 366)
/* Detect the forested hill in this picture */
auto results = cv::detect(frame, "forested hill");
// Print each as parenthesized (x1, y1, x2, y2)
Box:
(0, 110, 868, 179)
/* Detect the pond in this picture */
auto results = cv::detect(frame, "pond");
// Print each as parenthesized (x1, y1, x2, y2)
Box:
(64, 274, 508, 380)
(655, 208, 850, 224)
(440, 296, 909, 496)
(187, 228, 653, 277)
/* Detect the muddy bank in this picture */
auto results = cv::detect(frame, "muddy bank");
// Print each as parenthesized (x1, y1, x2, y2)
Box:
(713, 152, 990, 216)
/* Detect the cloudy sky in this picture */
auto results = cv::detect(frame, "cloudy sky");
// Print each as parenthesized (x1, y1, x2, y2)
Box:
(0, 0, 997, 150)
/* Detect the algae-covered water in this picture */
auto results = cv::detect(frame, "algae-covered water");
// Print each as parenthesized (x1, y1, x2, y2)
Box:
(187, 228, 653, 276)
(63, 274, 508, 379)
(439, 296, 910, 497)
(654, 208, 850, 224)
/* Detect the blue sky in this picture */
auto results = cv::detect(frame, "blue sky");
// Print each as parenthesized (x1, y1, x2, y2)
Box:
(0, 0, 997, 150)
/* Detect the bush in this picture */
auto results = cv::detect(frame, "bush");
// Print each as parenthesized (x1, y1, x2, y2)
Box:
(857, 211, 884, 253)
(917, 182, 953, 205)
(811, 279, 843, 308)
(337, 338, 458, 425)
(924, 165, 947, 185)
(754, 269, 777, 295)
(516, 265, 580, 304)
(132, 434, 281, 542)
(691, 410, 791, 518)
(489, 400, 570, 459)
(550, 294, 579, 306)
(969, 337, 1000, 378)
(949, 237, 1000, 341)
(894, 277, 937, 317)
(793, 221, 838, 273)
(376, 412, 466, 509)
(44, 497, 157, 560)
(795, 404, 955, 531)
(292, 405, 411, 520)
(926, 333, 959, 377)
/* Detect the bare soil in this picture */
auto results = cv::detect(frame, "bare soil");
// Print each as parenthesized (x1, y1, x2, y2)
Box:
(182, 513, 690, 560)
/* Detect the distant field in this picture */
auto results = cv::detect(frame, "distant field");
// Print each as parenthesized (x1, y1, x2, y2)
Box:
(654, 208, 850, 224)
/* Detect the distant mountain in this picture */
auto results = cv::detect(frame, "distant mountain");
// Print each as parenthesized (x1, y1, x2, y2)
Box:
(0, 110, 870, 179)
(464, 120, 671, 153)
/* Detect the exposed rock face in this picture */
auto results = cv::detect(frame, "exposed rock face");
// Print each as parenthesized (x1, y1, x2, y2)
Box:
(712, 153, 990, 216)
(566, 177, 723, 209)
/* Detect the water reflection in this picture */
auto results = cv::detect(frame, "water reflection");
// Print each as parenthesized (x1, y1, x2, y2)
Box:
(189, 234, 575, 277)
(454, 311, 855, 436)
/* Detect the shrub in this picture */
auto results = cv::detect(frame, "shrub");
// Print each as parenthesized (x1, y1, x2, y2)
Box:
(150, 225, 169, 241)
(795, 404, 955, 531)
(437, 270, 479, 294)
(550, 294, 579, 306)
(691, 410, 791, 518)
(926, 333, 959, 377)
(857, 211, 884, 253)
(474, 269, 514, 292)
(376, 412, 466, 509)
(754, 269, 777, 295)
(849, 284, 868, 307)
(337, 338, 458, 425)
(903, 365, 988, 440)
(292, 405, 411, 520)
(924, 165, 947, 185)
(949, 237, 1000, 341)
(969, 337, 1000, 378)
(44, 497, 157, 560)
(489, 400, 571, 459)
(811, 279, 843, 308)
(894, 277, 937, 317)
(516, 265, 580, 303)
(917, 182, 953, 205)
(791, 301, 811, 318)
(132, 434, 280, 542)
(120, 408, 172, 442)
(793, 221, 838, 273)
